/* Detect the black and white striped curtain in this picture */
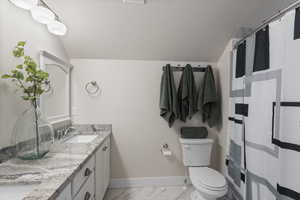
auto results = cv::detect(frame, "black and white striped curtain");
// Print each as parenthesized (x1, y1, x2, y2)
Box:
(226, 8, 300, 200)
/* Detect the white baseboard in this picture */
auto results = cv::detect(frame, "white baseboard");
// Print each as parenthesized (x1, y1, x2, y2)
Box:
(109, 176, 191, 188)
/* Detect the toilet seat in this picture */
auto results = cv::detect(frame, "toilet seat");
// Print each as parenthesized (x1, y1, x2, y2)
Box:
(189, 167, 227, 191)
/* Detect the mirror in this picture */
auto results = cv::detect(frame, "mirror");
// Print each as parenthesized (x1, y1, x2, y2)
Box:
(39, 51, 72, 124)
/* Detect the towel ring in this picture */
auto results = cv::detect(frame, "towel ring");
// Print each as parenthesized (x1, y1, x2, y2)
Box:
(44, 80, 53, 94)
(85, 81, 101, 95)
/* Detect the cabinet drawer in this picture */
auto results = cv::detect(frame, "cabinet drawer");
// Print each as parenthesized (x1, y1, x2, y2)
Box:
(73, 175, 94, 200)
(72, 156, 95, 196)
(56, 183, 71, 200)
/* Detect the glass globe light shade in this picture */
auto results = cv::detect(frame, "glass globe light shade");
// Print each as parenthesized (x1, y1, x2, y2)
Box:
(10, 0, 38, 10)
(31, 6, 55, 24)
(47, 20, 67, 36)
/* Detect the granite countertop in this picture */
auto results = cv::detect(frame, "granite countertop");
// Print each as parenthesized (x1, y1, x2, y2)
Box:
(0, 124, 112, 200)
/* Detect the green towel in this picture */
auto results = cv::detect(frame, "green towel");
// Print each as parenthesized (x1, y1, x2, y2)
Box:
(160, 64, 178, 127)
(177, 64, 198, 122)
(198, 65, 219, 127)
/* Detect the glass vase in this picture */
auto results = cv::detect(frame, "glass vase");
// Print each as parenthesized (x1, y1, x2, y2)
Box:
(13, 100, 54, 160)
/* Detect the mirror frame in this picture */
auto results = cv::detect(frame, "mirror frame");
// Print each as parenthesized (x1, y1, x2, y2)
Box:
(39, 51, 73, 124)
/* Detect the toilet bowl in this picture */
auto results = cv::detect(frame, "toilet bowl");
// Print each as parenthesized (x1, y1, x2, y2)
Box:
(189, 167, 227, 200)
(179, 138, 228, 200)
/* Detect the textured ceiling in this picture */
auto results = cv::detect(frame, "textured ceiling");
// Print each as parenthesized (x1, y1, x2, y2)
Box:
(48, 0, 296, 61)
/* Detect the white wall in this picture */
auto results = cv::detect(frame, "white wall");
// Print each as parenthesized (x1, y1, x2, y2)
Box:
(71, 59, 225, 179)
(0, 0, 69, 149)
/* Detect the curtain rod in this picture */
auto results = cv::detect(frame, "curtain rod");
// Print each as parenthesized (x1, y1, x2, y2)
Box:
(234, 0, 300, 49)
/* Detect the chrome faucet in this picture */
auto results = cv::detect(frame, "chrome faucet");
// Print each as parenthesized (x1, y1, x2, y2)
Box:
(63, 126, 76, 138)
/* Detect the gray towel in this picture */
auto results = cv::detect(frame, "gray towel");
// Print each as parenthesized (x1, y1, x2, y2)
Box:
(198, 65, 219, 127)
(160, 64, 178, 127)
(180, 127, 208, 139)
(177, 64, 198, 122)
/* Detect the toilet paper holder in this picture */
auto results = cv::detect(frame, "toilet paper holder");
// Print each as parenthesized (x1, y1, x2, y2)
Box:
(162, 143, 169, 149)
(161, 143, 172, 156)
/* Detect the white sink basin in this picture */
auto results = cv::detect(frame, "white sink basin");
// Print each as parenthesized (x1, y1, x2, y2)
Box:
(65, 135, 98, 144)
(0, 184, 37, 200)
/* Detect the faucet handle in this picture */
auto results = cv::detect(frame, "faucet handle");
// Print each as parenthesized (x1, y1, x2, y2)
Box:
(64, 126, 76, 137)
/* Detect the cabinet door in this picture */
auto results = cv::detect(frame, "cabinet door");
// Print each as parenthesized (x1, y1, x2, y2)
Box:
(95, 143, 105, 200)
(103, 138, 110, 191)
(73, 175, 94, 200)
(72, 156, 95, 197)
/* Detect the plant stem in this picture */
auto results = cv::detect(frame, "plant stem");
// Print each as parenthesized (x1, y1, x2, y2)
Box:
(16, 79, 32, 100)
(33, 99, 40, 157)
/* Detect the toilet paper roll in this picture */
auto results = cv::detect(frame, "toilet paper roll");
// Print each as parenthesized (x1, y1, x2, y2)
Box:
(161, 149, 172, 157)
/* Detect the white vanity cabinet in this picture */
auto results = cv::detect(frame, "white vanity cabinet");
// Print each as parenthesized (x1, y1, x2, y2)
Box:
(95, 137, 111, 200)
(54, 136, 110, 200)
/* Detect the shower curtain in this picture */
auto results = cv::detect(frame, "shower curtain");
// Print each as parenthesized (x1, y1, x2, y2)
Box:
(226, 8, 300, 200)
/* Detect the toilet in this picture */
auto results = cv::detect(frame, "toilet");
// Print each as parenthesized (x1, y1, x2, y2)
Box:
(180, 138, 227, 200)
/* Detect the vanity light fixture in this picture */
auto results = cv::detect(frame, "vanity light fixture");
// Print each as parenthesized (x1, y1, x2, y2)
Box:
(9, 0, 38, 10)
(9, 0, 67, 36)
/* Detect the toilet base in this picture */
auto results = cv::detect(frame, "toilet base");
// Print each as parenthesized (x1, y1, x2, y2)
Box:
(190, 190, 217, 200)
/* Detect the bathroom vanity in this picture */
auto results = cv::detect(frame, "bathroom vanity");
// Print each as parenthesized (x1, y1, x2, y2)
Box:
(0, 125, 112, 200)
(56, 131, 111, 200)
(0, 51, 112, 200)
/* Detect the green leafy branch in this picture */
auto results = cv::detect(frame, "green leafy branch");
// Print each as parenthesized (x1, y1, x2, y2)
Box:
(2, 41, 50, 102)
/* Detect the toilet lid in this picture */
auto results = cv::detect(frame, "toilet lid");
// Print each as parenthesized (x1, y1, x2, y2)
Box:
(189, 167, 226, 190)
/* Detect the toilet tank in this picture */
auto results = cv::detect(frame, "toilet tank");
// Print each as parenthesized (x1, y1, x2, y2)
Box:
(179, 138, 214, 167)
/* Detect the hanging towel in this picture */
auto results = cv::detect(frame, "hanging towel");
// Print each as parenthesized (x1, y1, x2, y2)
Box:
(198, 65, 219, 127)
(177, 64, 198, 122)
(159, 64, 178, 127)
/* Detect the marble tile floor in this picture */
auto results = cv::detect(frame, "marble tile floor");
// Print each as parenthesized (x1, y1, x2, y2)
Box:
(104, 186, 231, 200)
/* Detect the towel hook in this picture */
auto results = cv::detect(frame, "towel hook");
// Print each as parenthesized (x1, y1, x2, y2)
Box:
(85, 81, 101, 96)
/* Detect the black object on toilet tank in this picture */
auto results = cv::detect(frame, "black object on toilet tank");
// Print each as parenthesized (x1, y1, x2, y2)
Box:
(180, 127, 208, 139)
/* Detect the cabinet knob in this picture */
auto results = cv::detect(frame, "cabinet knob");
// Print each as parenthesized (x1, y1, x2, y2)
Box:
(84, 168, 92, 177)
(84, 192, 91, 200)
(102, 146, 108, 151)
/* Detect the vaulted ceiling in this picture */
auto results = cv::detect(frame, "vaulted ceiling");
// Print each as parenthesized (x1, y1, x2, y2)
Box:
(48, 0, 296, 61)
